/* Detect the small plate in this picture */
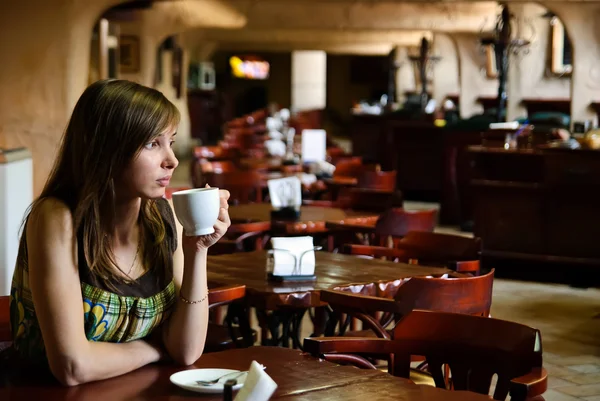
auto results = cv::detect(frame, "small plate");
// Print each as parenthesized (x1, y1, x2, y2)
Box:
(170, 368, 246, 394)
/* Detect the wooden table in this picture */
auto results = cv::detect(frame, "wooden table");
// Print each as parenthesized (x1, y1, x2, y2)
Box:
(0, 347, 492, 401)
(208, 251, 449, 348)
(229, 203, 376, 235)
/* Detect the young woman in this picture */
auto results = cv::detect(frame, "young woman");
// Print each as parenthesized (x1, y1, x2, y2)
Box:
(7, 79, 230, 386)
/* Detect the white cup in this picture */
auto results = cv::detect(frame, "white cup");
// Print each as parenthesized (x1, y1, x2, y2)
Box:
(171, 187, 220, 236)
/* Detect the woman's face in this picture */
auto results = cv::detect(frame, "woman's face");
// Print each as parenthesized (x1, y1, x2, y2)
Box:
(118, 126, 179, 200)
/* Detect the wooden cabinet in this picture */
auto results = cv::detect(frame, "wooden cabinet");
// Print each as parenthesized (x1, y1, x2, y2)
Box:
(187, 89, 225, 146)
(468, 146, 600, 265)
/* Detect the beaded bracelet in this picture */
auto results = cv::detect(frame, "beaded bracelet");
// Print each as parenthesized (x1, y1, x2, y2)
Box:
(179, 290, 209, 305)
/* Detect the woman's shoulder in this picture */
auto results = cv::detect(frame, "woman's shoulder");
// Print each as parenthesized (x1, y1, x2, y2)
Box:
(26, 197, 75, 242)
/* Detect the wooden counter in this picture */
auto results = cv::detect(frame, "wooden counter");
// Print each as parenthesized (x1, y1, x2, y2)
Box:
(468, 145, 600, 265)
(350, 115, 483, 223)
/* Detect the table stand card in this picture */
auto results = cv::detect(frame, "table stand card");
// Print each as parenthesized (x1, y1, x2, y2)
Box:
(267, 236, 321, 282)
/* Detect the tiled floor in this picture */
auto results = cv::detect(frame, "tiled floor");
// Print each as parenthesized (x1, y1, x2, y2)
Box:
(175, 155, 600, 400)
(491, 279, 600, 400)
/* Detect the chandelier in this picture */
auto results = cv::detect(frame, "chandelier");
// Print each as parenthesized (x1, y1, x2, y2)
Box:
(408, 37, 441, 111)
(479, 4, 534, 56)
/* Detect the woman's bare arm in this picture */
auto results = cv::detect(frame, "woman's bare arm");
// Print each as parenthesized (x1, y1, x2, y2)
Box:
(27, 198, 163, 386)
(163, 191, 230, 365)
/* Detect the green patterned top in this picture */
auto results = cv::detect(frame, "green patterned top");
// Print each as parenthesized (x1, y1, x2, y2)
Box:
(8, 198, 178, 366)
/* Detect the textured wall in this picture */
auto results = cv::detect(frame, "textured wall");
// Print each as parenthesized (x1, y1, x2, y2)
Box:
(549, 2, 600, 124)
(0, 0, 125, 194)
(506, 3, 571, 120)
(453, 33, 499, 119)
(432, 34, 460, 106)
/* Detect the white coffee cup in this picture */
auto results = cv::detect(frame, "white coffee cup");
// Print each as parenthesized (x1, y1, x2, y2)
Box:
(171, 187, 220, 236)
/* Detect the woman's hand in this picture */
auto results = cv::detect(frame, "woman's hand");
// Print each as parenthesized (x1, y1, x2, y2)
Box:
(181, 187, 231, 253)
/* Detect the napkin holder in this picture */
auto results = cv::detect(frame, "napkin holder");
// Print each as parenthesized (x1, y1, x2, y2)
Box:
(223, 379, 237, 401)
(266, 246, 322, 282)
(270, 206, 300, 221)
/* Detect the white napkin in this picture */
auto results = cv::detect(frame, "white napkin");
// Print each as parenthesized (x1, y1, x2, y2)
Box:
(270, 236, 316, 277)
(267, 130, 283, 140)
(234, 361, 277, 401)
(265, 117, 279, 131)
(309, 160, 335, 176)
(264, 139, 286, 157)
(301, 129, 327, 162)
(298, 173, 317, 187)
(267, 176, 302, 209)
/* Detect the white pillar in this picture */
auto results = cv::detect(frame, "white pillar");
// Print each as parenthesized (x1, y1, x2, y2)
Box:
(432, 34, 459, 106)
(291, 51, 326, 112)
(0, 148, 32, 296)
(551, 3, 600, 126)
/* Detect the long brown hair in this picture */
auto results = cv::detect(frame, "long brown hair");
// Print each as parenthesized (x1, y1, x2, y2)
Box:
(17, 79, 180, 288)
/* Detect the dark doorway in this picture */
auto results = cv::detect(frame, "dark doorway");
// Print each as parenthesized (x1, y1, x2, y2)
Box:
(235, 86, 268, 117)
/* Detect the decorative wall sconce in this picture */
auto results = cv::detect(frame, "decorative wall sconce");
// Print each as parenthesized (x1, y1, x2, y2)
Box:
(408, 37, 441, 111)
(479, 4, 534, 122)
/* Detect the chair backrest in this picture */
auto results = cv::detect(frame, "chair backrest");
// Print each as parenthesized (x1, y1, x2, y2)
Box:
(340, 244, 481, 275)
(374, 209, 437, 244)
(193, 146, 239, 161)
(0, 296, 10, 342)
(356, 170, 397, 191)
(395, 231, 482, 264)
(322, 270, 494, 338)
(207, 285, 246, 309)
(391, 310, 542, 400)
(333, 157, 363, 177)
(335, 189, 397, 213)
(203, 171, 263, 204)
(393, 269, 494, 317)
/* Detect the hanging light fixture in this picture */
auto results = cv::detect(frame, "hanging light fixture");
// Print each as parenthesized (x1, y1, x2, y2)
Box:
(479, 4, 534, 122)
(408, 37, 441, 112)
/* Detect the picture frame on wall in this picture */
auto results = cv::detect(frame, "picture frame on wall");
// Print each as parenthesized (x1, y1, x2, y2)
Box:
(119, 35, 140, 73)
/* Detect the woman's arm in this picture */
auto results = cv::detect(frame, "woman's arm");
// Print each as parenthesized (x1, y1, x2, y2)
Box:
(163, 189, 230, 365)
(27, 198, 163, 386)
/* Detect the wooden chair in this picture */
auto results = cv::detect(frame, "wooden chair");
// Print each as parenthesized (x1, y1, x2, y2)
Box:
(192, 146, 239, 161)
(0, 296, 10, 351)
(205, 284, 256, 352)
(192, 160, 238, 188)
(341, 244, 481, 275)
(208, 221, 271, 256)
(333, 157, 366, 177)
(356, 170, 397, 192)
(203, 171, 263, 205)
(391, 231, 482, 267)
(374, 209, 438, 246)
(305, 310, 547, 401)
(322, 270, 494, 338)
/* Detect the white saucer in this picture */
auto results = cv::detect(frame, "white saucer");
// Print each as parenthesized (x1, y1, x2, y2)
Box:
(170, 368, 246, 394)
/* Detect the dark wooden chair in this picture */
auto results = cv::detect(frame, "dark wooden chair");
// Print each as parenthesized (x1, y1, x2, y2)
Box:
(0, 296, 10, 351)
(357, 170, 397, 192)
(374, 209, 438, 246)
(341, 244, 481, 275)
(391, 231, 482, 267)
(322, 270, 494, 338)
(305, 310, 547, 401)
(203, 171, 263, 205)
(208, 221, 271, 256)
(203, 284, 257, 352)
(192, 146, 239, 161)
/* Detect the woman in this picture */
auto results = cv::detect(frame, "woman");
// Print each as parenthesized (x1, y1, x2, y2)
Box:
(7, 79, 230, 385)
